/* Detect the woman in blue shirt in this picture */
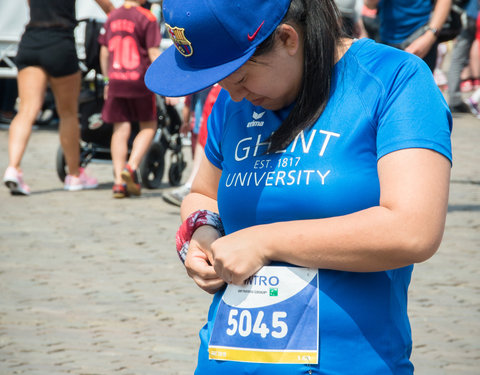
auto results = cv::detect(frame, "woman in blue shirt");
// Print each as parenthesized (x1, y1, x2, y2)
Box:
(146, 0, 452, 373)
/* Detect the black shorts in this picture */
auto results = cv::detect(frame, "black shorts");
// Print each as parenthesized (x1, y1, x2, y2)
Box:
(15, 27, 79, 77)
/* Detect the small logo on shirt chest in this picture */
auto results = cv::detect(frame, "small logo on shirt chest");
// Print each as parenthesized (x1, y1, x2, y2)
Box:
(247, 111, 265, 128)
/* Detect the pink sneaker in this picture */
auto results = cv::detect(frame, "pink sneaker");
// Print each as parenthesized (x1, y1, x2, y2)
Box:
(460, 79, 473, 93)
(64, 167, 98, 191)
(473, 78, 480, 90)
(3, 166, 31, 196)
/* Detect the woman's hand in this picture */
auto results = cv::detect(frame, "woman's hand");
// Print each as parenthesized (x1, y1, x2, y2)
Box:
(184, 225, 225, 294)
(210, 227, 270, 285)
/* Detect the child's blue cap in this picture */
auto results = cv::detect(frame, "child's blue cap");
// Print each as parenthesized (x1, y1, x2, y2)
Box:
(145, 0, 292, 97)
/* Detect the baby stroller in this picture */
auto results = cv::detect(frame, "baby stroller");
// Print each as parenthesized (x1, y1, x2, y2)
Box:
(55, 18, 186, 189)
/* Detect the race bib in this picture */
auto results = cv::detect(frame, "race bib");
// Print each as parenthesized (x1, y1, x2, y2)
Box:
(208, 266, 319, 364)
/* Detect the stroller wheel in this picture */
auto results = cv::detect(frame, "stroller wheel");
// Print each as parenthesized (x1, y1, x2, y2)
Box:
(56, 145, 67, 182)
(168, 157, 186, 186)
(140, 142, 166, 189)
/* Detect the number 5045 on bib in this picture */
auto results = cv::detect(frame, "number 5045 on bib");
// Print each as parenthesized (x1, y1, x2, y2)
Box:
(208, 266, 319, 364)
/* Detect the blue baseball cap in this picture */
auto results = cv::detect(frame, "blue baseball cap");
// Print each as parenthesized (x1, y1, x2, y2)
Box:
(145, 0, 292, 97)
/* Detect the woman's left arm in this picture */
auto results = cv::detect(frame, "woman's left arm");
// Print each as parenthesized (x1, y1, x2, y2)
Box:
(211, 148, 451, 285)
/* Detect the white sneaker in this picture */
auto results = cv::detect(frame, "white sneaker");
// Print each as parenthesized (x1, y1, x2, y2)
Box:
(3, 166, 31, 196)
(162, 184, 190, 206)
(64, 167, 98, 191)
(466, 97, 480, 118)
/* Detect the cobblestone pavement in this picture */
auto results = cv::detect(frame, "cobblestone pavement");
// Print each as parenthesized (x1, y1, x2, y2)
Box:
(0, 112, 479, 375)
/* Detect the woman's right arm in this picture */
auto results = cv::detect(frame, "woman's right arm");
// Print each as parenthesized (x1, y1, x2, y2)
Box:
(180, 153, 225, 294)
(180, 154, 220, 219)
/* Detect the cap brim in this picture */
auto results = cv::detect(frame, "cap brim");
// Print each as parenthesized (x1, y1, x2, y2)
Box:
(145, 45, 255, 97)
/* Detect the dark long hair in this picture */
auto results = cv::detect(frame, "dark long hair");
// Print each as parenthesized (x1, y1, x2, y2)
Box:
(254, 0, 343, 153)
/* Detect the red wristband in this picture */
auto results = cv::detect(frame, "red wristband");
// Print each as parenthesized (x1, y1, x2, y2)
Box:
(175, 210, 224, 263)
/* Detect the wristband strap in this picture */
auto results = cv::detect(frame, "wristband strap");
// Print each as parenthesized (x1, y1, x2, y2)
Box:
(176, 210, 224, 263)
(103, 76, 109, 84)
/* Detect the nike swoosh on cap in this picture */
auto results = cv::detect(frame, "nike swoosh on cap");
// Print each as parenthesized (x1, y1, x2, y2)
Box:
(247, 21, 265, 42)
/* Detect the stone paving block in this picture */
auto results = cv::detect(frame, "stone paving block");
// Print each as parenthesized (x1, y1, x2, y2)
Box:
(0, 113, 479, 374)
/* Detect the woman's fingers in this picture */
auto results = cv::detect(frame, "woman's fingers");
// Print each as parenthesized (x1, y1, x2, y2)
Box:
(185, 248, 225, 293)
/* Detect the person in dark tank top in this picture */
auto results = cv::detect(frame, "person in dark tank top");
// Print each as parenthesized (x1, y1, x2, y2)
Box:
(27, 0, 77, 30)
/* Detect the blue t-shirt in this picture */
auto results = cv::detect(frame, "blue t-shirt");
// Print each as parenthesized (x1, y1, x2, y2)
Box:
(198, 38, 452, 374)
(465, 0, 478, 19)
(378, 0, 432, 44)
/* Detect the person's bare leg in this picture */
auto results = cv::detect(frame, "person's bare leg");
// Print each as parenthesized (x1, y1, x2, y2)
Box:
(111, 121, 131, 185)
(49, 71, 81, 176)
(126, 120, 156, 170)
(460, 65, 472, 82)
(8, 67, 48, 170)
(470, 40, 480, 82)
(162, 141, 204, 207)
(185, 142, 205, 186)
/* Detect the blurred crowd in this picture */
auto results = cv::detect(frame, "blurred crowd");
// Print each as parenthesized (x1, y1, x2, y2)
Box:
(1, 0, 479, 201)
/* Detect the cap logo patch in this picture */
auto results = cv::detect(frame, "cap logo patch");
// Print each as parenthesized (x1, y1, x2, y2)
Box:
(166, 24, 193, 57)
(247, 21, 265, 42)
